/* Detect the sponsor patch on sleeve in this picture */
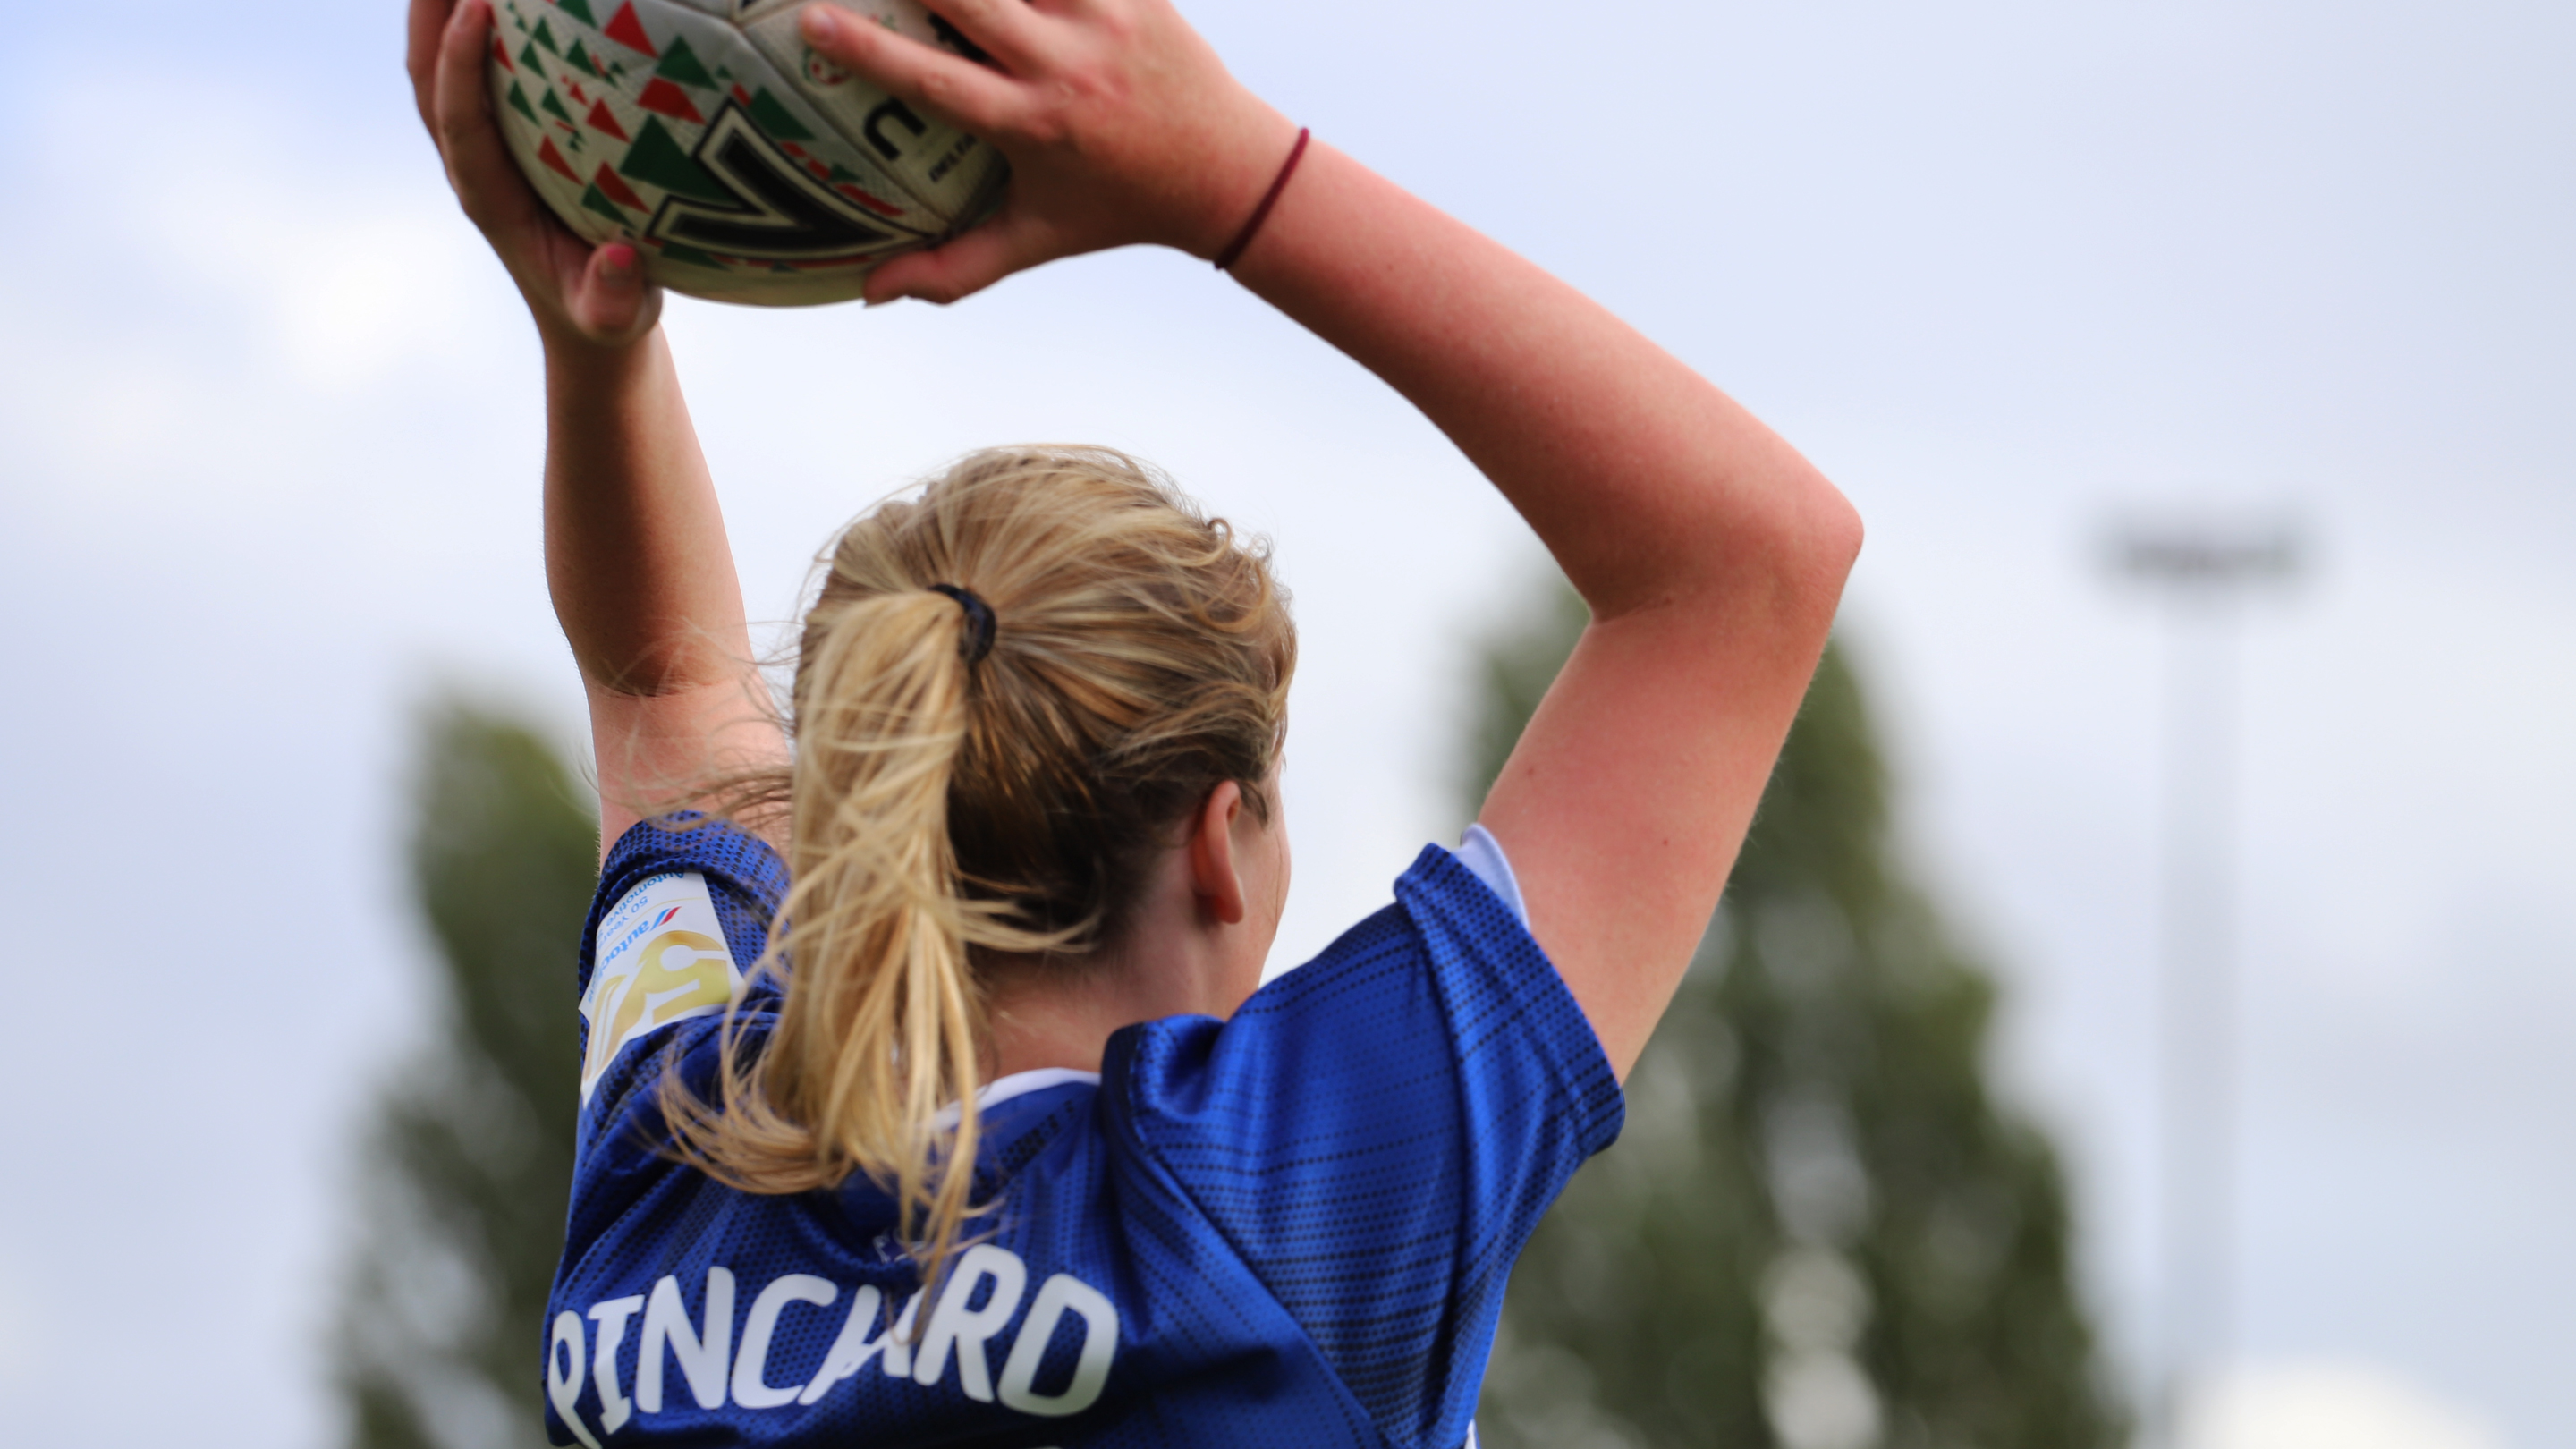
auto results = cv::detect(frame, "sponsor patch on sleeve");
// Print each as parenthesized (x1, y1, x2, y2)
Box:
(579, 870, 744, 1103)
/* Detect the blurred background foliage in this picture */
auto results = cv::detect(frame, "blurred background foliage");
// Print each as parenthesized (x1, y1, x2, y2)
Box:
(1470, 575, 2127, 1449)
(335, 703, 595, 1449)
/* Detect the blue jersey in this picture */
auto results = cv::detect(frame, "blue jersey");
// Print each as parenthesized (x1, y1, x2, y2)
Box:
(545, 817, 1623, 1448)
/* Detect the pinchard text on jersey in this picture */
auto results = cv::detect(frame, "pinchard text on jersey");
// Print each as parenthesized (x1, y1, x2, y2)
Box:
(547, 1246, 1118, 1445)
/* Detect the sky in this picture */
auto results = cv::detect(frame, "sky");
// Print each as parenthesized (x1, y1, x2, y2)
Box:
(0, 0, 2569, 1445)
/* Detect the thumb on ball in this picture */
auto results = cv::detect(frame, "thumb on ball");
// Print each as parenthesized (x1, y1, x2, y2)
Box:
(570, 242, 657, 340)
(866, 212, 1054, 307)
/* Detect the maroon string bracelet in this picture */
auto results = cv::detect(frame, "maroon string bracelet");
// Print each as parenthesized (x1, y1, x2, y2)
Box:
(1214, 127, 1311, 272)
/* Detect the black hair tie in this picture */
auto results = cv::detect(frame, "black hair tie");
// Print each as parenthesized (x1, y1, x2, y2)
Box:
(928, 584, 997, 666)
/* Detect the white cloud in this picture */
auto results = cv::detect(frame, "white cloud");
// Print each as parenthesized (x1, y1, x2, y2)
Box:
(2187, 1362, 2499, 1449)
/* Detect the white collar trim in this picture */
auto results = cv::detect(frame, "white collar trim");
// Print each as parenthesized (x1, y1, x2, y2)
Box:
(933, 1067, 1103, 1128)
(977, 1066, 1102, 1110)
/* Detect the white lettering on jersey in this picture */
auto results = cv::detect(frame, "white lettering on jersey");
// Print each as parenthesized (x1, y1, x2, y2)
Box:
(549, 1311, 604, 1449)
(797, 1285, 911, 1403)
(640, 1267, 736, 1412)
(579, 871, 743, 1103)
(588, 1294, 645, 1433)
(915, 1244, 1029, 1402)
(998, 1274, 1119, 1417)
(570, 1256, 1122, 1427)
(733, 1274, 839, 1408)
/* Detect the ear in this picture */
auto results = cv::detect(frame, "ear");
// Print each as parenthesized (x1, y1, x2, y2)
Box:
(1186, 781, 1249, 927)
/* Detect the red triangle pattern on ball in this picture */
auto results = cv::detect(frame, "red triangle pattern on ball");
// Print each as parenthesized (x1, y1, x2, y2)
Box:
(593, 164, 648, 211)
(602, 2, 657, 57)
(637, 78, 704, 123)
(537, 136, 580, 181)
(584, 99, 631, 141)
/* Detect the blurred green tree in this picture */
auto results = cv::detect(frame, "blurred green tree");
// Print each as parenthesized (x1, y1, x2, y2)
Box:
(334, 703, 597, 1449)
(1470, 577, 2126, 1449)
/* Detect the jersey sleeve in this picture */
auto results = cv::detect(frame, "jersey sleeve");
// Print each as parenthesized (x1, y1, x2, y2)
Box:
(1100, 843, 1626, 1449)
(572, 815, 790, 1158)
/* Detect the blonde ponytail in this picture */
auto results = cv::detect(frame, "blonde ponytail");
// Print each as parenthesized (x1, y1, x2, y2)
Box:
(665, 447, 1294, 1284)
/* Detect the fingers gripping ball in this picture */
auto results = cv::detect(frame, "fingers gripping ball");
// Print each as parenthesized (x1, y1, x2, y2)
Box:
(487, 0, 1006, 306)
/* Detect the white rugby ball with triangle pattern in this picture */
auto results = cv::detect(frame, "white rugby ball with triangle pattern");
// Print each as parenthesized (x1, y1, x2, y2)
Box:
(486, 0, 1008, 306)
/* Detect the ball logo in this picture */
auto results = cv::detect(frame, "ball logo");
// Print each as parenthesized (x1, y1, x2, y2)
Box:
(644, 102, 919, 259)
(801, 45, 850, 88)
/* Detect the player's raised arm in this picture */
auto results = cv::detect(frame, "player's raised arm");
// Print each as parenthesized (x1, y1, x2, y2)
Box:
(1233, 166, 1862, 1080)
(411, 0, 786, 856)
(798, 0, 1861, 1078)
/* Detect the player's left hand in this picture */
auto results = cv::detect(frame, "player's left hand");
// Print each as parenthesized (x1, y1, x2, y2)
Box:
(406, 0, 662, 348)
(796, 0, 1303, 306)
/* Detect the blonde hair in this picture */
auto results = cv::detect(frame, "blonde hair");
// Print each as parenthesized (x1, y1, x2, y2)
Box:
(665, 446, 1294, 1278)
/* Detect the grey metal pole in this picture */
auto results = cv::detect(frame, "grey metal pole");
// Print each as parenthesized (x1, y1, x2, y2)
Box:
(2157, 595, 2236, 1445)
(2111, 521, 2297, 1449)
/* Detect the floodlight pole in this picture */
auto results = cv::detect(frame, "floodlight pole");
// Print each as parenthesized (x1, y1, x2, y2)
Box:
(2111, 523, 2297, 1449)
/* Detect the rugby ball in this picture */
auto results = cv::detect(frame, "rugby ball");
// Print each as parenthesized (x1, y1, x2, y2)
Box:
(486, 0, 1008, 305)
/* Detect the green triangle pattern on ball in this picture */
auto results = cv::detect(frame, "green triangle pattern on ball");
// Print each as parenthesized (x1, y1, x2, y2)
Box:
(505, 80, 539, 123)
(556, 0, 598, 25)
(565, 39, 602, 78)
(748, 89, 814, 142)
(520, 40, 544, 72)
(619, 118, 730, 204)
(654, 35, 716, 88)
(580, 182, 628, 222)
(539, 87, 573, 122)
(532, 17, 562, 53)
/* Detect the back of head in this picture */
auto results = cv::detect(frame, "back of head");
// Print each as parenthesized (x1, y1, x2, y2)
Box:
(669, 446, 1295, 1274)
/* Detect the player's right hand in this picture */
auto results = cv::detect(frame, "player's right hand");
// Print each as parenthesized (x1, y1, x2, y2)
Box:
(406, 0, 660, 348)
(795, 0, 1302, 306)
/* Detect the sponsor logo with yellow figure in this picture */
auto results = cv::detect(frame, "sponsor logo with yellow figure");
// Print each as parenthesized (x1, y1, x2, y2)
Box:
(580, 870, 743, 1101)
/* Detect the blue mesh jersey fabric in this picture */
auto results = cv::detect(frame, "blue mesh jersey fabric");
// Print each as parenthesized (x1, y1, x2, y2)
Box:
(546, 816, 1625, 1449)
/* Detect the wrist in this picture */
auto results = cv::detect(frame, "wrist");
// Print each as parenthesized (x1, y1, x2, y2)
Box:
(1210, 127, 1309, 271)
(538, 317, 661, 384)
(1176, 104, 1307, 263)
(540, 324, 674, 437)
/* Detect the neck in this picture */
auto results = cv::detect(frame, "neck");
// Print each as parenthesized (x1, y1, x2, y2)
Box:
(980, 956, 1165, 1079)
(976, 826, 1268, 1080)
(979, 922, 1237, 1080)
